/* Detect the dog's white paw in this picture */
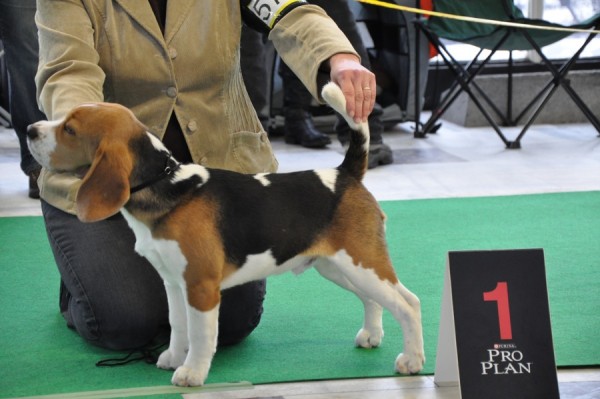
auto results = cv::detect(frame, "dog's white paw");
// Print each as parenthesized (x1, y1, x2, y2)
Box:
(171, 365, 208, 387)
(355, 327, 384, 348)
(156, 348, 186, 370)
(395, 351, 426, 375)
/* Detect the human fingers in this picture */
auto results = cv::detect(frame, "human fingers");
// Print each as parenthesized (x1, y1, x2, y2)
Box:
(329, 55, 376, 123)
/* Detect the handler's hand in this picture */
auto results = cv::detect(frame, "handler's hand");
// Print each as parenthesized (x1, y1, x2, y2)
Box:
(328, 53, 376, 124)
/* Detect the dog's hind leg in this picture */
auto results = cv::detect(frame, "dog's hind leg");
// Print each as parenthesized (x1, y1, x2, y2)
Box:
(327, 251, 425, 375)
(314, 259, 384, 348)
(383, 277, 424, 374)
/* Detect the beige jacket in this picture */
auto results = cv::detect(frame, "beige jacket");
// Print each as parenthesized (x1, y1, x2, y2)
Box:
(35, 0, 357, 214)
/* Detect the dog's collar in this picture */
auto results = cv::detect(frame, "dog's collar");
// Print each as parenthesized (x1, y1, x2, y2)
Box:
(130, 152, 180, 194)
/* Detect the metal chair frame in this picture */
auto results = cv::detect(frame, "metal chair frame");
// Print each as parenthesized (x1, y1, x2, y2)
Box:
(414, 1, 600, 148)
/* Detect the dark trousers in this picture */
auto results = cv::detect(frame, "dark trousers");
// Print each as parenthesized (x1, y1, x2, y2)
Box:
(42, 200, 266, 350)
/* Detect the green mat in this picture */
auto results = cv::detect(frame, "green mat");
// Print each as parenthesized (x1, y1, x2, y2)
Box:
(1, 192, 599, 398)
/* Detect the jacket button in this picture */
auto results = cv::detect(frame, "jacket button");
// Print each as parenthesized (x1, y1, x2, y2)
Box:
(166, 86, 177, 98)
(187, 120, 198, 132)
(168, 47, 178, 59)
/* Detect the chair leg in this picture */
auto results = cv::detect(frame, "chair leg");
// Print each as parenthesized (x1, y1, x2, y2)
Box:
(507, 50, 513, 125)
(414, 19, 424, 138)
(0, 106, 11, 128)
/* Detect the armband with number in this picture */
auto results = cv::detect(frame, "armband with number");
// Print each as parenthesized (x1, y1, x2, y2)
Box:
(241, 0, 307, 33)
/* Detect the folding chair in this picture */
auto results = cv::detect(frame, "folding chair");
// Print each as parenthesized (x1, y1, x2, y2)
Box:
(414, 0, 600, 148)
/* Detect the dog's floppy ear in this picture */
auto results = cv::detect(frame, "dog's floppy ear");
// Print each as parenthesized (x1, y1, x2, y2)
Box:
(76, 140, 133, 222)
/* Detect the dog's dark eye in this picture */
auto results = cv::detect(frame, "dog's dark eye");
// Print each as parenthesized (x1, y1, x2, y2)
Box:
(64, 125, 76, 136)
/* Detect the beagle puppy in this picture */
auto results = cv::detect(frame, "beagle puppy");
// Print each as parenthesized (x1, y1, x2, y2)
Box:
(27, 83, 424, 387)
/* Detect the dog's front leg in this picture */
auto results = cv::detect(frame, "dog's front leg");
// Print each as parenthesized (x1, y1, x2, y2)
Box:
(157, 282, 189, 370)
(171, 304, 219, 386)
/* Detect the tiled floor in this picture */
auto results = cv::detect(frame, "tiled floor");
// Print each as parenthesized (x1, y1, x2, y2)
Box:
(1, 117, 598, 398)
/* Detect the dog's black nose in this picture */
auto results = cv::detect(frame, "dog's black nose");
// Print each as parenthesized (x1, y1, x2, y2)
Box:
(27, 124, 39, 140)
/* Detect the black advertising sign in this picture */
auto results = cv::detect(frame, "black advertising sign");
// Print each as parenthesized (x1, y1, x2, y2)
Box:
(435, 249, 560, 399)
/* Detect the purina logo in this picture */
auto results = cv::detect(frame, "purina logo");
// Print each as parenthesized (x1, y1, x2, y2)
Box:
(494, 343, 517, 349)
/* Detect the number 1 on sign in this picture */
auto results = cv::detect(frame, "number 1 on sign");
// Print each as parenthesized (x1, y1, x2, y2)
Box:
(483, 282, 513, 340)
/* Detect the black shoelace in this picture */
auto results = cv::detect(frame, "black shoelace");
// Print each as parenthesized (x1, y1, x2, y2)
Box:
(96, 341, 168, 367)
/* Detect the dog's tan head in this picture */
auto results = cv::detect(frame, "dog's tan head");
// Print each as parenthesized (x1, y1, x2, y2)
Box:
(27, 103, 147, 222)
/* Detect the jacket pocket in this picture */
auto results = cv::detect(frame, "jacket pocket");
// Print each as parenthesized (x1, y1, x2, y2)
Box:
(229, 131, 278, 174)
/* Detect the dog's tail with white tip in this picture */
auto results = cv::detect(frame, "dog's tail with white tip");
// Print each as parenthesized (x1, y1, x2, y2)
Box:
(321, 82, 370, 181)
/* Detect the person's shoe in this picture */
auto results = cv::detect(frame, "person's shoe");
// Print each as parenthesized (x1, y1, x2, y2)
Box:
(59, 279, 75, 329)
(284, 109, 331, 149)
(368, 143, 394, 169)
(335, 103, 393, 169)
(28, 168, 41, 199)
(339, 140, 394, 169)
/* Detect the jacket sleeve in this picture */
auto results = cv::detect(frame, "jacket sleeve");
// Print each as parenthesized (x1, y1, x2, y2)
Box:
(240, 0, 308, 33)
(267, 5, 359, 103)
(35, 0, 105, 120)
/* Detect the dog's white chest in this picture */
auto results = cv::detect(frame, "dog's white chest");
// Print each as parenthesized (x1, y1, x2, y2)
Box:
(120, 209, 187, 283)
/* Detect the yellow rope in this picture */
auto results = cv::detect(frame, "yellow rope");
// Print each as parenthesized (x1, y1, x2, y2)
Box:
(355, 0, 600, 34)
